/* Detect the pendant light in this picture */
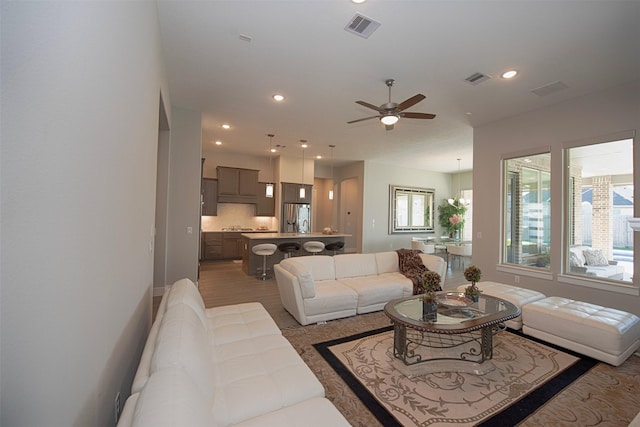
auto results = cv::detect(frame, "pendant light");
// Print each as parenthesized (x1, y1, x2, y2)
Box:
(328, 144, 335, 200)
(265, 134, 274, 198)
(299, 140, 307, 199)
(448, 158, 468, 206)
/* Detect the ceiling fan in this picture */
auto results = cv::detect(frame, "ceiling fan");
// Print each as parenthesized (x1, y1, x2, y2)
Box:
(347, 79, 436, 130)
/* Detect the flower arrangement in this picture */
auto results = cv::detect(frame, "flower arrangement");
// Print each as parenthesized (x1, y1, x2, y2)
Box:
(438, 199, 466, 235)
(420, 270, 442, 301)
(463, 265, 482, 301)
(449, 214, 462, 230)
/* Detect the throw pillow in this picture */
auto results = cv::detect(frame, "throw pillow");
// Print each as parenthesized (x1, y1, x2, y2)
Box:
(583, 249, 609, 266)
(569, 251, 584, 268)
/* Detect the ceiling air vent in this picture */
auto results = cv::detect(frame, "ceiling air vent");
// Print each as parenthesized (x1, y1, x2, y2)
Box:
(464, 72, 492, 86)
(531, 81, 568, 97)
(344, 14, 381, 39)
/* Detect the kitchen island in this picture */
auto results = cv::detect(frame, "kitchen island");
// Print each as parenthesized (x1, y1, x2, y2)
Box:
(241, 232, 350, 277)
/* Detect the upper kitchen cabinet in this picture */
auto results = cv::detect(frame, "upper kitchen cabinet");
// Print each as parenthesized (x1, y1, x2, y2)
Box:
(201, 178, 217, 216)
(255, 182, 276, 216)
(282, 182, 313, 203)
(217, 166, 259, 203)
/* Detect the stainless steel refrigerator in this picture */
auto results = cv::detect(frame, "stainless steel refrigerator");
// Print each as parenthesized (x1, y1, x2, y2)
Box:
(282, 203, 311, 233)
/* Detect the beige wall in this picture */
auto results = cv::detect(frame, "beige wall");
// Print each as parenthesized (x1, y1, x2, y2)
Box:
(362, 161, 453, 253)
(473, 80, 640, 315)
(1, 2, 170, 425)
(165, 107, 202, 285)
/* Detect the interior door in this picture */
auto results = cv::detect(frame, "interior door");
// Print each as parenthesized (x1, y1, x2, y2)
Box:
(340, 177, 359, 253)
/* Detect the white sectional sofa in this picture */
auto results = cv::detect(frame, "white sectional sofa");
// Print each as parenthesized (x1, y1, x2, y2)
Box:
(117, 278, 349, 427)
(568, 245, 625, 280)
(274, 252, 447, 326)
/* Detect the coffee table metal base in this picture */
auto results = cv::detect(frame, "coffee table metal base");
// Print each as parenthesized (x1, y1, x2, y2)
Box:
(392, 323, 506, 367)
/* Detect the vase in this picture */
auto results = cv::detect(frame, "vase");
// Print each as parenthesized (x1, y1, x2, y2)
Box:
(422, 299, 438, 322)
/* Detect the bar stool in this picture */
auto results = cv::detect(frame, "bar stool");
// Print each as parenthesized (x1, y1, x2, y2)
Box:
(252, 243, 277, 280)
(303, 241, 325, 255)
(325, 241, 344, 255)
(278, 242, 301, 259)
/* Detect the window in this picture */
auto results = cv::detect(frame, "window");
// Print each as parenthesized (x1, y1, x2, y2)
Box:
(565, 138, 633, 283)
(389, 185, 435, 233)
(503, 152, 551, 269)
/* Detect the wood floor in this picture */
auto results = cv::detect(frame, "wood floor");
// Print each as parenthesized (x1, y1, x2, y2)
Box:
(154, 255, 470, 329)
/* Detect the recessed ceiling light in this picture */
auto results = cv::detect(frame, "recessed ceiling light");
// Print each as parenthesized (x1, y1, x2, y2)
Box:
(270, 148, 277, 153)
(316, 155, 322, 159)
(352, 0, 367, 3)
(272, 94, 285, 102)
(215, 140, 222, 145)
(501, 70, 518, 79)
(221, 124, 230, 129)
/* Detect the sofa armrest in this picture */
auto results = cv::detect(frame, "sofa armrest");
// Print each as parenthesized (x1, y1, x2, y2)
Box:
(571, 266, 588, 274)
(419, 254, 447, 288)
(274, 264, 309, 325)
(608, 260, 618, 265)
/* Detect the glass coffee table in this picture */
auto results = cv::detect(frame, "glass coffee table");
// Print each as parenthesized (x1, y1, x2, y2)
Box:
(384, 293, 520, 373)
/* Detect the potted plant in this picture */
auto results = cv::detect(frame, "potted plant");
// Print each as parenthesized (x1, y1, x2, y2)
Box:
(463, 265, 482, 302)
(420, 270, 442, 322)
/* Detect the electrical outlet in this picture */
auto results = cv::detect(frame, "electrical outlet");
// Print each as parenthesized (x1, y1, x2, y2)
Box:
(114, 392, 121, 424)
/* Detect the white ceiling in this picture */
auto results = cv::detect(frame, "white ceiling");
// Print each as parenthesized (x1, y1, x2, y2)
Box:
(156, 1, 640, 173)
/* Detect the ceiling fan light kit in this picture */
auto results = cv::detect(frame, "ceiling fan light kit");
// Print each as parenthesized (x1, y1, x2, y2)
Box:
(348, 79, 435, 130)
(380, 114, 399, 125)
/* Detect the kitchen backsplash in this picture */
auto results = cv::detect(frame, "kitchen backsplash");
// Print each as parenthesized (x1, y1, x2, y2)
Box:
(201, 203, 277, 232)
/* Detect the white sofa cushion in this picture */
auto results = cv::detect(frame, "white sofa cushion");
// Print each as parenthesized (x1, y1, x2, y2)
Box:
(230, 397, 350, 427)
(375, 251, 400, 274)
(132, 367, 214, 427)
(376, 272, 414, 297)
(340, 275, 408, 312)
(151, 304, 214, 402)
(278, 259, 316, 298)
(304, 280, 358, 316)
(523, 296, 640, 365)
(334, 253, 378, 278)
(206, 302, 281, 346)
(211, 335, 325, 426)
(283, 256, 336, 282)
(166, 278, 207, 327)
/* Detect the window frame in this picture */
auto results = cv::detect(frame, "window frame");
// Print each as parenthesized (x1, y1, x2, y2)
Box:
(499, 148, 552, 275)
(559, 131, 636, 290)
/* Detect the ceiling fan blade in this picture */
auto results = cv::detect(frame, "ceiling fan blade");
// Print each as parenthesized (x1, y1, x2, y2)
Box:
(397, 94, 426, 111)
(355, 100, 383, 112)
(402, 112, 436, 120)
(347, 115, 380, 124)
(385, 124, 394, 131)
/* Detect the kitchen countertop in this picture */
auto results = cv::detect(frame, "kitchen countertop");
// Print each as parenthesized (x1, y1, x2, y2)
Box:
(240, 232, 350, 239)
(202, 229, 277, 233)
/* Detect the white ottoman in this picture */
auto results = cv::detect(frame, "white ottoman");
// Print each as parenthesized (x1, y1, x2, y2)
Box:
(522, 296, 640, 366)
(456, 281, 546, 330)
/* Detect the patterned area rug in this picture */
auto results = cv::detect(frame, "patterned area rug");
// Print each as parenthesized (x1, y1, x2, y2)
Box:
(282, 311, 640, 426)
(315, 327, 588, 426)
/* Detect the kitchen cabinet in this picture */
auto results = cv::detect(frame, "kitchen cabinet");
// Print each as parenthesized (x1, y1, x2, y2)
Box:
(217, 166, 258, 203)
(255, 182, 276, 216)
(202, 232, 245, 260)
(201, 232, 223, 261)
(201, 178, 217, 216)
(282, 182, 313, 203)
(222, 232, 244, 259)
